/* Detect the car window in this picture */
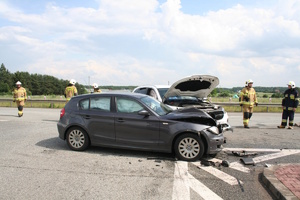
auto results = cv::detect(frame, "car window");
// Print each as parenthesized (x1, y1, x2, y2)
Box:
(90, 97, 111, 111)
(134, 88, 148, 95)
(79, 98, 90, 110)
(157, 88, 169, 99)
(116, 97, 144, 113)
(141, 96, 173, 116)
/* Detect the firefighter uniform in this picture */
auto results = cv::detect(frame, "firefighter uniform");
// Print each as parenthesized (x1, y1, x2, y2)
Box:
(13, 81, 27, 117)
(64, 79, 78, 102)
(278, 81, 299, 129)
(240, 80, 258, 128)
(94, 88, 101, 93)
(92, 83, 101, 93)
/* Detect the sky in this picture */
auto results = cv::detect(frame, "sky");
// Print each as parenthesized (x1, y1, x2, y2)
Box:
(0, 0, 300, 88)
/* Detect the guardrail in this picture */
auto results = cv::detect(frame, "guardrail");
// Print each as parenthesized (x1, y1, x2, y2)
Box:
(0, 99, 66, 108)
(213, 102, 282, 112)
(0, 98, 282, 111)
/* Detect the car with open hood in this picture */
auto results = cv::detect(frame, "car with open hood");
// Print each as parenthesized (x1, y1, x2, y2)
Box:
(57, 92, 225, 161)
(133, 75, 232, 132)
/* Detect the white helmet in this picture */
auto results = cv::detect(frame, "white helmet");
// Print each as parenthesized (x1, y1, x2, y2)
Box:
(69, 79, 76, 85)
(247, 79, 254, 84)
(16, 81, 22, 85)
(93, 83, 98, 89)
(288, 81, 296, 88)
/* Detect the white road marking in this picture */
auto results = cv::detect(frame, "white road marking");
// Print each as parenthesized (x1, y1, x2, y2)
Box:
(172, 148, 300, 199)
(253, 149, 300, 163)
(192, 162, 243, 186)
(172, 161, 223, 200)
(224, 148, 300, 173)
(0, 120, 8, 122)
(229, 162, 251, 173)
(223, 148, 282, 152)
(172, 161, 190, 200)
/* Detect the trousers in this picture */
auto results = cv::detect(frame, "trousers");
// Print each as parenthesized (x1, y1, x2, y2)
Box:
(281, 110, 295, 126)
(243, 106, 253, 126)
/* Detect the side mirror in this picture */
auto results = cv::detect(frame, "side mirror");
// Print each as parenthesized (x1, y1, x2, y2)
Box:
(138, 110, 150, 116)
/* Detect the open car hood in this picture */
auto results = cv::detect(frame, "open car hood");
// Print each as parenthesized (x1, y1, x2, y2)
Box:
(163, 75, 219, 101)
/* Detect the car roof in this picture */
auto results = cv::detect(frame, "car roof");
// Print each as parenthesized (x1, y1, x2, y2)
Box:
(134, 85, 170, 89)
(71, 92, 148, 100)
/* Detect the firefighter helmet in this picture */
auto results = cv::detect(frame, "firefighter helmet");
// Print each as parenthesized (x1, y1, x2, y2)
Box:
(93, 83, 98, 89)
(288, 81, 296, 88)
(247, 79, 254, 84)
(69, 79, 76, 85)
(16, 81, 22, 85)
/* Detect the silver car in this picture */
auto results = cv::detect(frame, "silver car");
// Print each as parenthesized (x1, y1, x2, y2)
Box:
(133, 75, 232, 132)
(57, 92, 225, 161)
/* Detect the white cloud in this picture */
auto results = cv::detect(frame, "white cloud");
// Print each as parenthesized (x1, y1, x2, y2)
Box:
(0, 0, 300, 87)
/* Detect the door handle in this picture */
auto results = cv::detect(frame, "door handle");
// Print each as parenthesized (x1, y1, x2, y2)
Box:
(117, 118, 125, 122)
(83, 115, 91, 119)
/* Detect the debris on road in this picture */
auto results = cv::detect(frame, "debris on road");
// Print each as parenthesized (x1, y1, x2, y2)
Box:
(231, 150, 258, 157)
(240, 157, 255, 165)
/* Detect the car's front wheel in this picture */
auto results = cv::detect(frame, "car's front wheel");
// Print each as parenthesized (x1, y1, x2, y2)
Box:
(174, 133, 204, 161)
(66, 127, 90, 151)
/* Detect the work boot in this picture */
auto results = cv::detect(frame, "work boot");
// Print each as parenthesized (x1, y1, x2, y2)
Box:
(244, 125, 250, 129)
(288, 126, 293, 129)
(277, 125, 285, 129)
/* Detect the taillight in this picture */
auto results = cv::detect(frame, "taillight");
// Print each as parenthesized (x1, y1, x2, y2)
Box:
(60, 108, 65, 119)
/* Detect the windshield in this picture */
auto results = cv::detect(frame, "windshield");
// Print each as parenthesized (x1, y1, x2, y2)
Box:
(141, 96, 173, 116)
(157, 88, 169, 99)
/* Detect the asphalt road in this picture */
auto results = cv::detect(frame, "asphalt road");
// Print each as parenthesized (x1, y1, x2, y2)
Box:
(0, 107, 299, 200)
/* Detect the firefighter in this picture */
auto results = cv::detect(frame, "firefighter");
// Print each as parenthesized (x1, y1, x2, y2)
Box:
(92, 83, 101, 93)
(13, 81, 27, 117)
(239, 79, 258, 128)
(278, 81, 299, 129)
(64, 79, 78, 102)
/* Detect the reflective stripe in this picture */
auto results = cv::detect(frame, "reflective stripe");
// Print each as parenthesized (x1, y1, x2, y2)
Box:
(15, 97, 26, 101)
(284, 107, 295, 111)
(242, 102, 255, 106)
(282, 119, 287, 122)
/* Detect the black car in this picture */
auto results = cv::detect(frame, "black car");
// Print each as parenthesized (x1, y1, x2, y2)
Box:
(57, 92, 225, 161)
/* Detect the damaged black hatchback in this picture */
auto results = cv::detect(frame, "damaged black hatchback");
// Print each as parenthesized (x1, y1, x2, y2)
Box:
(57, 93, 225, 161)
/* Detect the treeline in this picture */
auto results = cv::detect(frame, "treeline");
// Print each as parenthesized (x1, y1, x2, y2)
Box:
(0, 63, 86, 95)
(1, 63, 299, 97)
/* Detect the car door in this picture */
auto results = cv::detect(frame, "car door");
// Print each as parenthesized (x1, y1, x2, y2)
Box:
(79, 96, 116, 145)
(114, 97, 160, 149)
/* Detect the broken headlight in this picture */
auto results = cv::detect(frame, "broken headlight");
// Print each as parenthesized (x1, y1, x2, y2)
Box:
(207, 126, 220, 135)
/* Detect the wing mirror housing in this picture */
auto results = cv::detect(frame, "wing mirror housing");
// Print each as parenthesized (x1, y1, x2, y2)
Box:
(138, 110, 150, 116)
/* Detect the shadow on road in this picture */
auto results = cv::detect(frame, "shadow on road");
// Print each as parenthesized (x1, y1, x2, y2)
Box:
(0, 114, 20, 118)
(36, 137, 176, 161)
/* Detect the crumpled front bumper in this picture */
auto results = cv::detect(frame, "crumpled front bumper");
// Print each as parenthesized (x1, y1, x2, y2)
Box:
(202, 129, 225, 155)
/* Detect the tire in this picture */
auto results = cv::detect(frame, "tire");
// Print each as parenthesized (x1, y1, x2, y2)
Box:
(66, 127, 90, 151)
(174, 133, 204, 161)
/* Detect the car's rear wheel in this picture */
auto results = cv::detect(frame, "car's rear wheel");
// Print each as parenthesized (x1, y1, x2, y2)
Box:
(66, 127, 90, 151)
(174, 133, 204, 161)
